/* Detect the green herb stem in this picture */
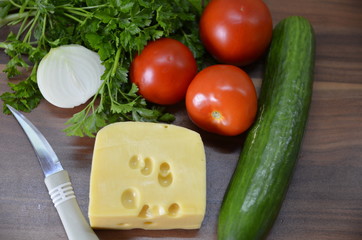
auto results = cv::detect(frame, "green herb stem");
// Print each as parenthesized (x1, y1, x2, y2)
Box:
(65, 8, 91, 19)
(19, 0, 29, 14)
(111, 48, 122, 77)
(23, 11, 41, 43)
(16, 11, 31, 39)
(39, 14, 47, 47)
(8, 0, 37, 10)
(8, 0, 23, 9)
(62, 12, 83, 24)
(16, 12, 35, 40)
(0, 12, 35, 28)
(81, 4, 108, 10)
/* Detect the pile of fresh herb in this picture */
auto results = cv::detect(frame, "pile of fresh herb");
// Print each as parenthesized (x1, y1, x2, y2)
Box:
(0, 0, 207, 137)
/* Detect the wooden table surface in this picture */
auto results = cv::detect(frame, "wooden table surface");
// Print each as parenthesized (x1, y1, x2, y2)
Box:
(1, 0, 362, 239)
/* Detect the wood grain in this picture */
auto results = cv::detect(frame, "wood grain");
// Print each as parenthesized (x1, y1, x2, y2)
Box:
(1, 0, 362, 239)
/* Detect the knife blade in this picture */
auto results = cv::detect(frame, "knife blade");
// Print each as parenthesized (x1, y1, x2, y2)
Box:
(7, 105, 99, 240)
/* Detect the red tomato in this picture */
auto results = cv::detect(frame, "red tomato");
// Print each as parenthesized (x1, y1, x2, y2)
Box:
(130, 38, 197, 105)
(200, 0, 273, 66)
(186, 65, 257, 136)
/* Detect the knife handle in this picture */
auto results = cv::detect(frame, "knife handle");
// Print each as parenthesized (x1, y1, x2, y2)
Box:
(44, 170, 99, 240)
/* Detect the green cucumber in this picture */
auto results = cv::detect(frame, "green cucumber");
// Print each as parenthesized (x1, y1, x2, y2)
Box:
(218, 16, 315, 240)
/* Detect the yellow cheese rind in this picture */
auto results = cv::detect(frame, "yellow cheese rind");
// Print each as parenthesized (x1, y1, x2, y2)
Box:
(88, 122, 206, 230)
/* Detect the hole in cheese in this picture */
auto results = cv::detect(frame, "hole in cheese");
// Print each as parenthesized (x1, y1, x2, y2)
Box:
(121, 188, 138, 209)
(138, 204, 152, 218)
(141, 157, 153, 175)
(129, 155, 140, 169)
(144, 221, 153, 225)
(158, 162, 173, 187)
(117, 223, 131, 227)
(159, 162, 170, 177)
(158, 173, 173, 187)
(153, 205, 167, 216)
(168, 203, 180, 217)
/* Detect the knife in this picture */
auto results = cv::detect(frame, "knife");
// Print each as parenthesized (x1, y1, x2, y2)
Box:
(7, 105, 99, 240)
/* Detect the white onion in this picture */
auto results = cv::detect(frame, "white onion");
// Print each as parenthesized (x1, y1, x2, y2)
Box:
(37, 44, 105, 108)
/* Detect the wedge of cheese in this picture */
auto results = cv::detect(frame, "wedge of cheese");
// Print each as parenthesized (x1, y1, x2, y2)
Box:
(88, 122, 206, 230)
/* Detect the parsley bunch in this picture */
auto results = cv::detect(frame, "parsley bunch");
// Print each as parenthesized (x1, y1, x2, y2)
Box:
(0, 0, 207, 137)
